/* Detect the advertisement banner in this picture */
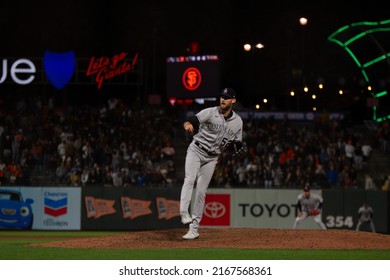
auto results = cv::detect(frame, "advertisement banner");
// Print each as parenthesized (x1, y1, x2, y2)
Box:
(2, 185, 386, 232)
(200, 193, 230, 226)
(206, 189, 323, 229)
(81, 186, 183, 230)
(0, 186, 81, 230)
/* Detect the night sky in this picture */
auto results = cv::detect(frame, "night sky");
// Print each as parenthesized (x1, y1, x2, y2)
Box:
(1, 1, 389, 117)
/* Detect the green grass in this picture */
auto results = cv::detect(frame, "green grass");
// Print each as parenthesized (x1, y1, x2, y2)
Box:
(0, 230, 118, 238)
(2, 247, 390, 260)
(0, 231, 389, 260)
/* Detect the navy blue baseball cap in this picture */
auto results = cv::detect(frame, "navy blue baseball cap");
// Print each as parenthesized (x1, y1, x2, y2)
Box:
(219, 88, 236, 99)
(303, 185, 311, 192)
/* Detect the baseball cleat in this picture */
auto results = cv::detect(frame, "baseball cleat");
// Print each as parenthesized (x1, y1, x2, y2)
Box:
(182, 229, 199, 240)
(180, 212, 193, 225)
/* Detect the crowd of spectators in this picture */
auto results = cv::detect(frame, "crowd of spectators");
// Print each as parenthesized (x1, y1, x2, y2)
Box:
(0, 95, 388, 190)
(0, 96, 178, 187)
(211, 114, 389, 190)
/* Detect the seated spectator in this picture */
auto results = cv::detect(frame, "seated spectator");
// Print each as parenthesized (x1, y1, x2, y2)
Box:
(364, 173, 376, 190)
(361, 141, 373, 164)
(56, 162, 68, 182)
(381, 175, 390, 191)
(80, 168, 89, 187)
(326, 163, 338, 188)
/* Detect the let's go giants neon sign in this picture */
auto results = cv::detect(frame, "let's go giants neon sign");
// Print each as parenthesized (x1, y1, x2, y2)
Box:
(86, 52, 138, 89)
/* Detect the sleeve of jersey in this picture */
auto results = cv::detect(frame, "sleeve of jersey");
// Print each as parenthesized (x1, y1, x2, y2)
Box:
(297, 202, 302, 212)
(196, 107, 213, 123)
(235, 128, 243, 142)
(317, 194, 324, 207)
(186, 115, 200, 126)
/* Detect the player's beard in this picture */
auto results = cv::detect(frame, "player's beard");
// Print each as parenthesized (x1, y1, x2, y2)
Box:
(220, 102, 232, 114)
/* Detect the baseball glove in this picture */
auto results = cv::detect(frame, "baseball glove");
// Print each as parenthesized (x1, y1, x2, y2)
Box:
(233, 145, 248, 160)
(309, 209, 321, 216)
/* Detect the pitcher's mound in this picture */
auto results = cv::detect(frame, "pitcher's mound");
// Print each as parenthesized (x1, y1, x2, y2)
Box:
(33, 228, 390, 249)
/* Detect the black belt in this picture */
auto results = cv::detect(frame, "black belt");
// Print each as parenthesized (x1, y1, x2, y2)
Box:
(195, 141, 218, 156)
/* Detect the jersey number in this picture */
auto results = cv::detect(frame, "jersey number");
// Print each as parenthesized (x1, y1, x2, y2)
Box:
(221, 138, 229, 147)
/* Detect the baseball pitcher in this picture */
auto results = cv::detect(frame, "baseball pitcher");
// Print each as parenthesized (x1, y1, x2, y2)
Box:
(180, 87, 247, 240)
(293, 185, 327, 230)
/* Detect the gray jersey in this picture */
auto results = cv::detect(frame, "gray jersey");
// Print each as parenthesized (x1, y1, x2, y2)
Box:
(358, 206, 373, 221)
(297, 192, 323, 212)
(193, 106, 243, 155)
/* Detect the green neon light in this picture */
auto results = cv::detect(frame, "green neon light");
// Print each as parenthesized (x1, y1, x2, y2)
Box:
(328, 20, 390, 122)
(363, 53, 390, 68)
(344, 32, 367, 46)
(374, 91, 388, 98)
(376, 115, 390, 122)
(344, 48, 362, 67)
(361, 70, 369, 82)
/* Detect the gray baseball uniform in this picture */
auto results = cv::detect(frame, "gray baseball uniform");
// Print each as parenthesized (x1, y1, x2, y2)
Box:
(356, 204, 376, 232)
(180, 106, 243, 231)
(293, 191, 327, 230)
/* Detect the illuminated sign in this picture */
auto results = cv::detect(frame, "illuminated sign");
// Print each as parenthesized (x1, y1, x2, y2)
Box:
(182, 67, 202, 90)
(0, 58, 36, 85)
(166, 55, 220, 99)
(43, 50, 76, 90)
(86, 52, 138, 89)
(1, 51, 141, 89)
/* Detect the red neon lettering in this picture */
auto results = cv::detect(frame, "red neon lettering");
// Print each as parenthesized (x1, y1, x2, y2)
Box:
(110, 52, 127, 68)
(86, 56, 110, 76)
(95, 62, 131, 89)
(131, 53, 138, 70)
(86, 52, 136, 89)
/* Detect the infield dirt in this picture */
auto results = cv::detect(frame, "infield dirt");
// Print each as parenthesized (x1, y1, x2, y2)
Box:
(31, 228, 390, 250)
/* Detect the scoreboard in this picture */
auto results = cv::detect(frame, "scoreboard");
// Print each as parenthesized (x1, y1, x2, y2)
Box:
(166, 55, 220, 99)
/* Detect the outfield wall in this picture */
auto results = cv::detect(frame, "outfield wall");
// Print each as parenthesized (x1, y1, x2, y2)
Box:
(206, 189, 389, 233)
(1, 186, 389, 233)
(0, 186, 81, 230)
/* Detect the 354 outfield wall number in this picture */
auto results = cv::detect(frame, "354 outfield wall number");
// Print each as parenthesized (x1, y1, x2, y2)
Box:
(325, 215, 354, 228)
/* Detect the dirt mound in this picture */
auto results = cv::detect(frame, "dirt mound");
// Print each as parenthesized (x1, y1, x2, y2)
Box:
(33, 228, 390, 250)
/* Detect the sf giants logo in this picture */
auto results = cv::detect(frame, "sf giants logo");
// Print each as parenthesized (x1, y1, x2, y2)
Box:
(182, 67, 201, 90)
